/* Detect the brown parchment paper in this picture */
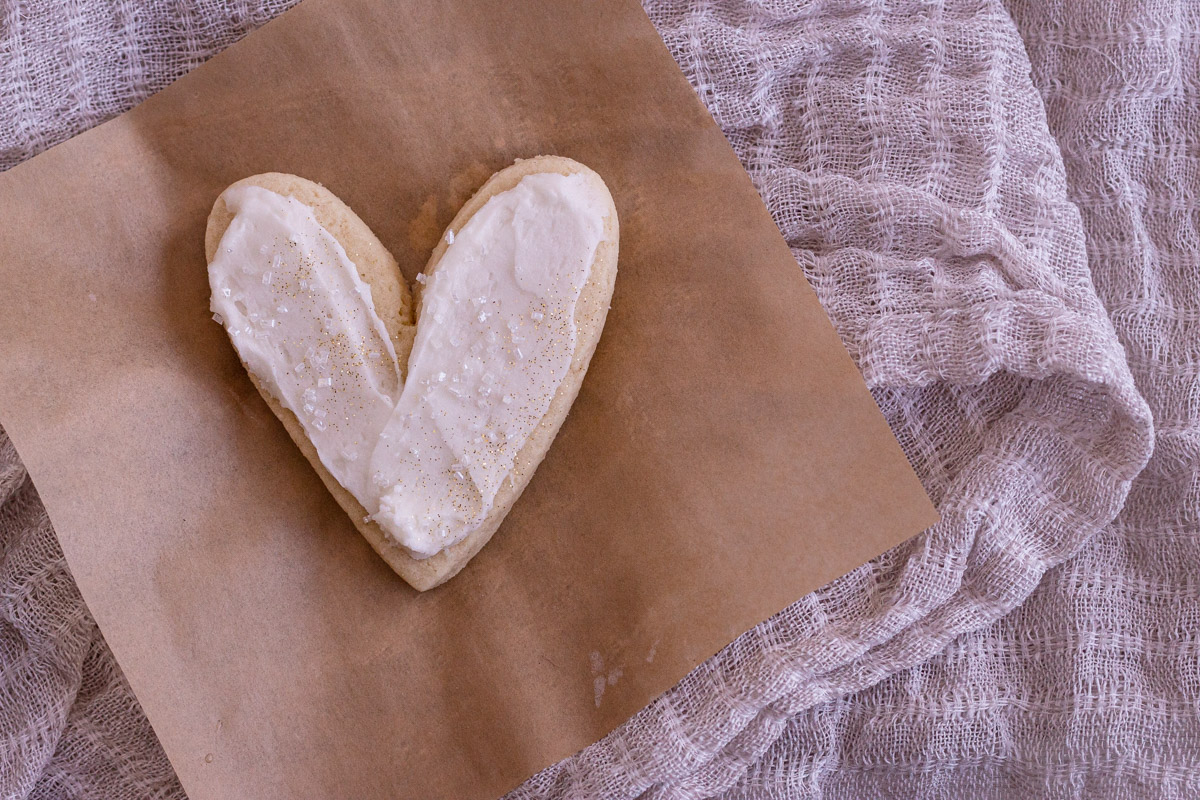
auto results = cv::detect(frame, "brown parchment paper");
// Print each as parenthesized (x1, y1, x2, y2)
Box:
(0, 0, 938, 797)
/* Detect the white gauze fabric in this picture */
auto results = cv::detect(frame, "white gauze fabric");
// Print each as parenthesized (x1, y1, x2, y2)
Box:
(1, 0, 1190, 798)
(700, 1, 1200, 797)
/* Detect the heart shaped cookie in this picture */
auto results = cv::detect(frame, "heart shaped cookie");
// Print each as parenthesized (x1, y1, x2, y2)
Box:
(205, 156, 618, 590)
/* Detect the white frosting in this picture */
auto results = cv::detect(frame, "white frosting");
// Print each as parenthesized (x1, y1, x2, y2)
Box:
(209, 173, 608, 558)
(208, 186, 401, 502)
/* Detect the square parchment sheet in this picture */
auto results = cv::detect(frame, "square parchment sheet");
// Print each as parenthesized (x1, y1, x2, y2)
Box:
(0, 0, 937, 797)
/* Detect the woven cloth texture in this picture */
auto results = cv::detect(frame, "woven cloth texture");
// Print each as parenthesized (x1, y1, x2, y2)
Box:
(0, 0, 1191, 797)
